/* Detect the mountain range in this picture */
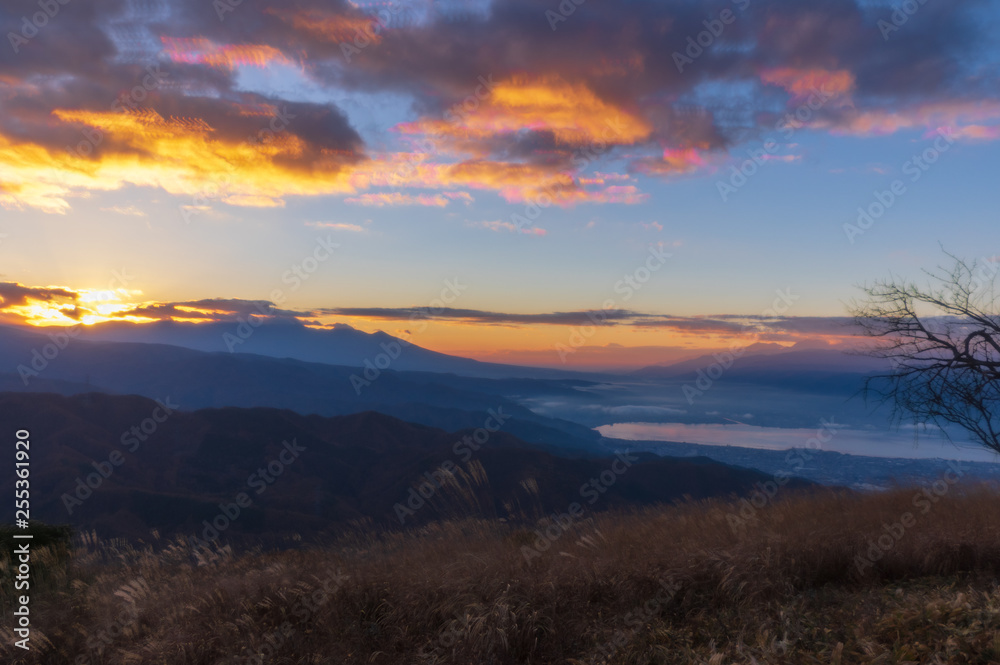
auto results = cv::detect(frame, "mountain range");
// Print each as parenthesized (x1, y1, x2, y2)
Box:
(0, 323, 603, 454)
(0, 392, 811, 541)
(0, 320, 937, 546)
(69, 319, 583, 379)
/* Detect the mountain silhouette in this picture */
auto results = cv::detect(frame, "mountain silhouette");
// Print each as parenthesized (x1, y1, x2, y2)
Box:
(0, 392, 813, 542)
(0, 324, 601, 453)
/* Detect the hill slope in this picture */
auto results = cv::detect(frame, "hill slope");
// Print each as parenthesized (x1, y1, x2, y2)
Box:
(5, 485, 1000, 664)
(0, 392, 808, 540)
(0, 324, 603, 453)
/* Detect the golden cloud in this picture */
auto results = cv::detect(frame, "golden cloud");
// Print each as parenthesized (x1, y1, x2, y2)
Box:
(0, 108, 360, 213)
(161, 37, 293, 69)
(397, 76, 652, 152)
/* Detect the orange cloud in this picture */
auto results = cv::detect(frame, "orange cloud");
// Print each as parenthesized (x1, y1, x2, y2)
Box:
(758, 69, 1000, 143)
(0, 113, 646, 214)
(161, 37, 292, 69)
(275, 9, 387, 45)
(344, 154, 648, 208)
(470, 220, 547, 236)
(632, 147, 712, 177)
(0, 107, 361, 213)
(397, 76, 652, 151)
(0, 282, 150, 327)
(946, 124, 1000, 141)
(835, 100, 1000, 139)
(0, 74, 658, 215)
(760, 67, 856, 101)
(500, 183, 649, 206)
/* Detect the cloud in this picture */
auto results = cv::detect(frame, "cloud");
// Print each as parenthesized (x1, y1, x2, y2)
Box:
(0, 282, 78, 308)
(0, 283, 314, 327)
(0, 0, 997, 213)
(306, 222, 367, 232)
(320, 307, 640, 326)
(318, 306, 861, 338)
(470, 220, 547, 236)
(120, 298, 307, 322)
(0, 99, 365, 213)
(160, 38, 293, 70)
(395, 75, 652, 153)
(759, 67, 856, 103)
(100, 205, 148, 217)
(343, 192, 471, 206)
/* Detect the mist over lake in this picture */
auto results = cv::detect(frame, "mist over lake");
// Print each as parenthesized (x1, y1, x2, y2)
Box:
(597, 421, 1000, 462)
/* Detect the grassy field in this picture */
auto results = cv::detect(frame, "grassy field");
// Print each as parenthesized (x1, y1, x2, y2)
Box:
(4, 483, 1000, 664)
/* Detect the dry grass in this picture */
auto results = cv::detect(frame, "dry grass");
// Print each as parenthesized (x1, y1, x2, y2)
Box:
(5, 484, 1000, 664)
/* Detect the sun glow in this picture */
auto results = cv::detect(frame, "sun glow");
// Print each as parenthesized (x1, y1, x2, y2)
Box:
(8, 288, 153, 327)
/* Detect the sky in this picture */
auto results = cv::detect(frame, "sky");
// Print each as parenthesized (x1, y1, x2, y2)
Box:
(0, 0, 998, 368)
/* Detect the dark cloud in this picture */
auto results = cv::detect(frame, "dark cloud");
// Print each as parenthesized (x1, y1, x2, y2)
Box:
(0, 284, 874, 340)
(0, 282, 77, 308)
(0, 0, 996, 209)
(0, 0, 122, 79)
(320, 306, 639, 326)
(121, 298, 309, 321)
(287, 0, 997, 158)
(321, 305, 864, 337)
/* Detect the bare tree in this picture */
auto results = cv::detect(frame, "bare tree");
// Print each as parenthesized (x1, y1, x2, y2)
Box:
(850, 252, 1000, 453)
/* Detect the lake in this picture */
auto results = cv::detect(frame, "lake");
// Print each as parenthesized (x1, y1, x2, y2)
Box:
(595, 421, 1000, 462)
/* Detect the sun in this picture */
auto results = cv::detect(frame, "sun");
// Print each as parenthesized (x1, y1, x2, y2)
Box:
(11, 288, 155, 327)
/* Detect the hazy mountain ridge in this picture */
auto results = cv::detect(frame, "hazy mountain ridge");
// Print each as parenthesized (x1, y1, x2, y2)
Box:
(63, 320, 589, 380)
(0, 324, 603, 454)
(634, 345, 888, 380)
(602, 438, 1000, 490)
(0, 392, 812, 540)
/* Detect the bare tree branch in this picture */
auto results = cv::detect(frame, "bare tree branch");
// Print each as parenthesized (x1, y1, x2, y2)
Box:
(849, 251, 1000, 453)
